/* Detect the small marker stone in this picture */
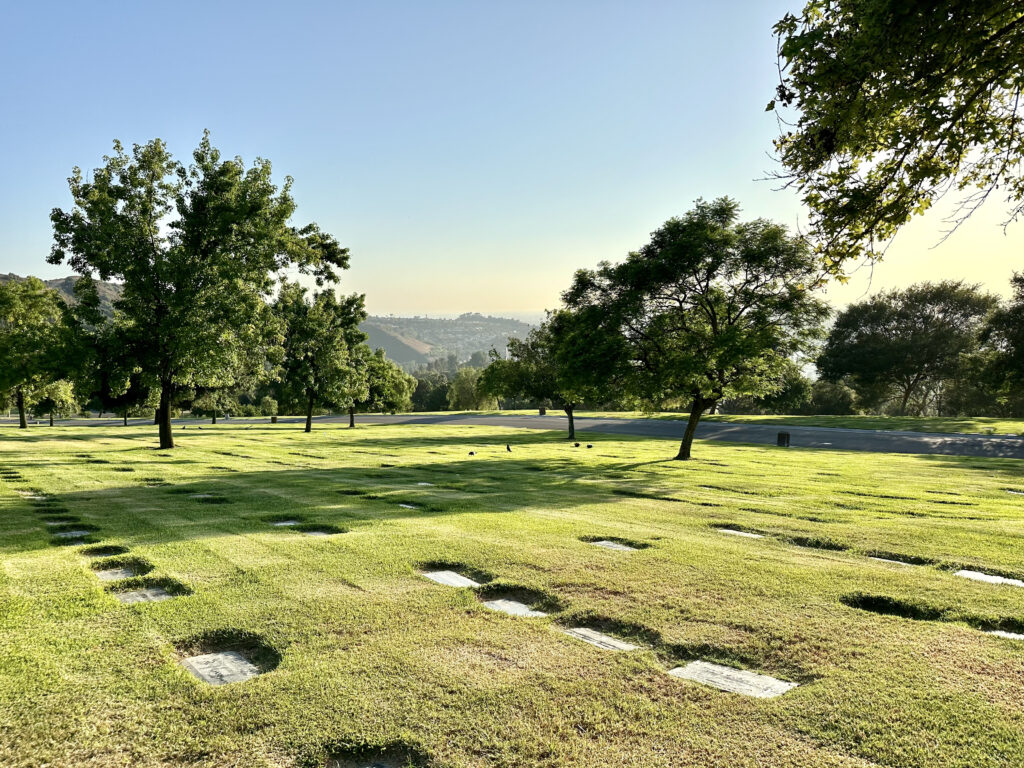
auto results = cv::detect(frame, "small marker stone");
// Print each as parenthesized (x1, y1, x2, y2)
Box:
(95, 567, 136, 581)
(987, 629, 1024, 640)
(718, 528, 764, 539)
(53, 529, 92, 539)
(591, 539, 637, 552)
(114, 587, 172, 604)
(398, 503, 417, 509)
(483, 599, 546, 618)
(271, 520, 298, 527)
(869, 556, 910, 565)
(181, 650, 260, 685)
(189, 493, 215, 500)
(1006, 489, 1024, 496)
(668, 661, 797, 698)
(955, 569, 1024, 587)
(423, 570, 480, 588)
(416, 482, 434, 486)
(563, 627, 639, 651)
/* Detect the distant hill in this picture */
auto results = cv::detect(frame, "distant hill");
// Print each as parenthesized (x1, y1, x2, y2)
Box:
(1, 274, 535, 369)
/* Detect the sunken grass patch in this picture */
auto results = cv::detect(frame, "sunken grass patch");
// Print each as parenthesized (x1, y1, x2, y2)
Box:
(1, 422, 1024, 766)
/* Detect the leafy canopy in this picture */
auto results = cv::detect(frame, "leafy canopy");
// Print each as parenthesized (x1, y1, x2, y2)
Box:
(771, 1, 1024, 271)
(0, 277, 70, 401)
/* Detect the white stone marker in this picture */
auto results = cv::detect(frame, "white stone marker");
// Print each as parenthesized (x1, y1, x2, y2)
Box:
(987, 629, 1024, 640)
(53, 529, 91, 539)
(181, 650, 260, 686)
(189, 493, 215, 500)
(483, 599, 547, 618)
(304, 529, 332, 537)
(95, 567, 136, 581)
(423, 570, 480, 588)
(590, 539, 637, 552)
(563, 627, 639, 651)
(271, 520, 298, 527)
(114, 587, 172, 604)
(1006, 489, 1024, 496)
(718, 528, 764, 539)
(955, 569, 1024, 588)
(416, 482, 434, 486)
(869, 556, 910, 565)
(668, 661, 797, 698)
(398, 503, 418, 509)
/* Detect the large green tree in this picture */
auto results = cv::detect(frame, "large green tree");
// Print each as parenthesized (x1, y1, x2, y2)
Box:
(49, 133, 347, 448)
(348, 348, 415, 427)
(0, 277, 70, 428)
(446, 367, 496, 411)
(563, 198, 829, 459)
(982, 272, 1024, 413)
(274, 280, 367, 432)
(771, 1, 1024, 271)
(818, 281, 998, 415)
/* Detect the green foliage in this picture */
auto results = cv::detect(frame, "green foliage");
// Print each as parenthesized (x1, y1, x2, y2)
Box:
(805, 379, 858, 416)
(411, 370, 450, 411)
(48, 133, 348, 447)
(563, 198, 829, 457)
(0, 277, 71, 427)
(771, 1, 1024, 270)
(29, 380, 80, 420)
(259, 396, 279, 417)
(274, 280, 367, 431)
(819, 281, 998, 415)
(354, 348, 415, 414)
(446, 367, 496, 410)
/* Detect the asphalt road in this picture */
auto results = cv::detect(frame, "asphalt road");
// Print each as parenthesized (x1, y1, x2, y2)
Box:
(4, 411, 1023, 458)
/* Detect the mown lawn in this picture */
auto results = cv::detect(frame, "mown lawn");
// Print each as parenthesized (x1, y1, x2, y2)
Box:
(1, 423, 1023, 767)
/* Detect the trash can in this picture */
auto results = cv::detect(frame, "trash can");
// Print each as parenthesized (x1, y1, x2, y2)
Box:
(271, 416, 278, 424)
(777, 431, 790, 447)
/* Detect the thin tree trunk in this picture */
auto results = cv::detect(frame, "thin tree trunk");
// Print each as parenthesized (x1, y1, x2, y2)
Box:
(675, 396, 707, 460)
(565, 404, 576, 440)
(123, 410, 128, 427)
(211, 409, 217, 425)
(158, 382, 174, 449)
(305, 393, 314, 433)
(899, 386, 912, 416)
(154, 408, 160, 425)
(349, 407, 355, 428)
(16, 387, 26, 429)
(49, 410, 54, 427)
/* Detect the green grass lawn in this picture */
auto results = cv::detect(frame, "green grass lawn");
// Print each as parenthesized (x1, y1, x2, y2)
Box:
(2, 423, 1024, 767)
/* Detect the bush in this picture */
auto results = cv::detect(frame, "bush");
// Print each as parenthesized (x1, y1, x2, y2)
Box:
(259, 397, 278, 417)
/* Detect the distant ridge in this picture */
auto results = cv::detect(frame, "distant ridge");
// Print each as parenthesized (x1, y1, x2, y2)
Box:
(0, 274, 535, 368)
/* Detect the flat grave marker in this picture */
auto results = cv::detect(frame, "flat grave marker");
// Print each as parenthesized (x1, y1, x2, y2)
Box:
(416, 482, 434, 486)
(987, 629, 1024, 640)
(482, 598, 547, 618)
(869, 556, 911, 565)
(180, 650, 260, 686)
(718, 528, 764, 539)
(590, 539, 637, 552)
(114, 586, 172, 604)
(955, 569, 1024, 588)
(668, 660, 797, 698)
(398, 503, 418, 509)
(53, 529, 92, 539)
(95, 567, 137, 581)
(563, 627, 639, 651)
(423, 570, 480, 588)
(271, 520, 298, 527)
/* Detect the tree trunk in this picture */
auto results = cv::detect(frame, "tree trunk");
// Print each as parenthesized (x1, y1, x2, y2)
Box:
(349, 407, 355, 428)
(305, 393, 314, 433)
(565, 404, 576, 440)
(123, 410, 128, 427)
(16, 387, 26, 429)
(154, 408, 160, 425)
(211, 409, 217, 425)
(675, 396, 708, 460)
(158, 382, 174, 449)
(49, 410, 54, 427)
(708, 400, 718, 415)
(899, 386, 912, 416)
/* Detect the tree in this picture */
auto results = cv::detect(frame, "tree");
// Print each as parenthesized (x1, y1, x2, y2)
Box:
(349, 348, 415, 426)
(0, 277, 70, 428)
(818, 281, 998, 415)
(479, 312, 600, 440)
(49, 133, 348, 448)
(30, 380, 80, 426)
(770, 2, 1024, 271)
(563, 198, 829, 459)
(983, 272, 1024, 413)
(274, 280, 367, 432)
(446, 367, 496, 411)
(411, 370, 450, 411)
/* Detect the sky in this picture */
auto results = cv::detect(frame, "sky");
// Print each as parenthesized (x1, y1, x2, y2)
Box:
(0, 0, 1019, 317)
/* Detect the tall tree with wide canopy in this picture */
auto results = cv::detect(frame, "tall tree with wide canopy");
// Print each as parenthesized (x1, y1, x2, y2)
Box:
(274, 281, 367, 432)
(563, 198, 829, 459)
(818, 281, 998, 415)
(49, 133, 348, 448)
(348, 347, 416, 427)
(981, 272, 1024, 409)
(0, 277, 70, 428)
(770, 1, 1024, 271)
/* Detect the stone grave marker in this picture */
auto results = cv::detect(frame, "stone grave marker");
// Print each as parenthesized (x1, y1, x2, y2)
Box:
(423, 570, 480, 588)
(95, 567, 137, 581)
(53, 529, 92, 539)
(955, 569, 1024, 587)
(180, 650, 260, 686)
(718, 528, 764, 539)
(398, 503, 417, 509)
(114, 586, 172, 604)
(482, 599, 546, 618)
(869, 556, 910, 565)
(668, 660, 797, 698)
(271, 520, 298, 527)
(590, 539, 637, 552)
(563, 627, 639, 651)
(987, 629, 1024, 640)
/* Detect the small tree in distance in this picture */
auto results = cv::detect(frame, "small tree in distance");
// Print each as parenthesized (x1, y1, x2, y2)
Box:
(349, 348, 416, 427)
(563, 198, 829, 460)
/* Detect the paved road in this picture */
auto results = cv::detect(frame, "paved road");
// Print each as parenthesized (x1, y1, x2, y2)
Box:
(4, 412, 1023, 459)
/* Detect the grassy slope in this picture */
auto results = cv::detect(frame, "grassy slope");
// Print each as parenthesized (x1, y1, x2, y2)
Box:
(1, 423, 1023, 768)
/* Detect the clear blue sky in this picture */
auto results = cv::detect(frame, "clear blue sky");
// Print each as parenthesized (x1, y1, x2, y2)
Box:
(2, 1, 1019, 315)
